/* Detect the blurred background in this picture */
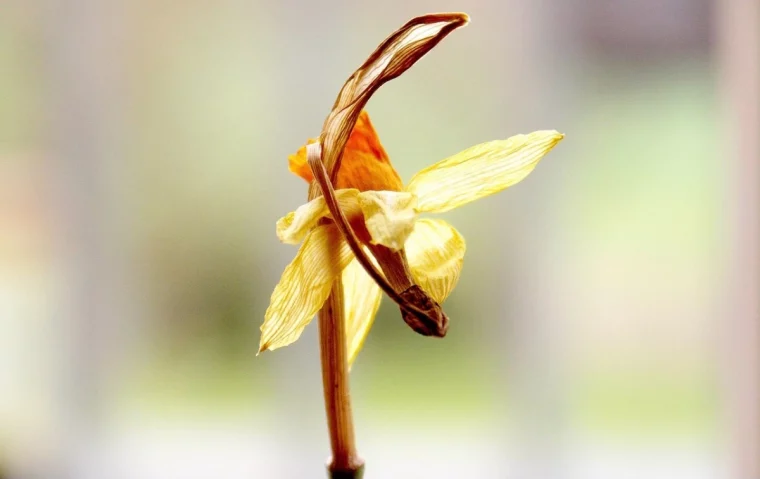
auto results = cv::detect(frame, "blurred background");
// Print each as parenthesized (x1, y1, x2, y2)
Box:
(1, 0, 758, 478)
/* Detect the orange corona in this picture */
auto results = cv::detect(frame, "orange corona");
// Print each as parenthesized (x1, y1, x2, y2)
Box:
(288, 111, 404, 193)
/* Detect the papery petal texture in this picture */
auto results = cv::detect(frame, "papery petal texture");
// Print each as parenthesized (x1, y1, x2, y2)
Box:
(405, 218, 466, 303)
(342, 252, 383, 366)
(407, 130, 564, 213)
(259, 225, 353, 352)
(309, 13, 468, 200)
(276, 189, 361, 244)
(357, 190, 418, 251)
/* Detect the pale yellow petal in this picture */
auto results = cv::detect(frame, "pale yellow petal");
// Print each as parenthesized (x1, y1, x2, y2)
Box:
(406, 130, 564, 213)
(405, 218, 466, 303)
(259, 225, 353, 352)
(357, 190, 418, 251)
(342, 253, 383, 367)
(276, 188, 360, 244)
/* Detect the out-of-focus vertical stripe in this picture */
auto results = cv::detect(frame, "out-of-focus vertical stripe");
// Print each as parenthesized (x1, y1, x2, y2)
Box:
(44, 0, 130, 475)
(718, 0, 760, 477)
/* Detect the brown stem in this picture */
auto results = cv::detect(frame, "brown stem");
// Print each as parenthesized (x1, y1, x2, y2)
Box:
(307, 15, 467, 477)
(318, 279, 364, 477)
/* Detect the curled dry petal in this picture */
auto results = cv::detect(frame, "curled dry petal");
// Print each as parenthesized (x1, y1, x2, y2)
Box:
(405, 218, 466, 304)
(407, 130, 565, 213)
(357, 190, 418, 251)
(309, 12, 469, 200)
(259, 225, 353, 353)
(276, 189, 361, 244)
(276, 188, 416, 248)
(301, 13, 470, 347)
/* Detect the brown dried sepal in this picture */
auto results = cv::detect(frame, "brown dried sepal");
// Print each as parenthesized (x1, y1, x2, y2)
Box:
(306, 13, 468, 338)
(309, 12, 469, 200)
(399, 285, 449, 337)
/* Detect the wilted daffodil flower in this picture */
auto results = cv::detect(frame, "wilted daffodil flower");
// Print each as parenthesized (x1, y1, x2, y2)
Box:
(258, 12, 562, 477)
(259, 110, 563, 362)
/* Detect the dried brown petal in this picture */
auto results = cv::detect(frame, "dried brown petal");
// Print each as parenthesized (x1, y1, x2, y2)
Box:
(306, 13, 468, 339)
(399, 285, 449, 337)
(308, 12, 469, 200)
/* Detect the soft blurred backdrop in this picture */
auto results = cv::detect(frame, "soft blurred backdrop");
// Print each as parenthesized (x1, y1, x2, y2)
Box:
(1, 0, 758, 478)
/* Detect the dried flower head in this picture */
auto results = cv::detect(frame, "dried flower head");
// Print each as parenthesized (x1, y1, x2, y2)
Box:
(258, 13, 564, 363)
(257, 12, 563, 477)
(261, 111, 563, 362)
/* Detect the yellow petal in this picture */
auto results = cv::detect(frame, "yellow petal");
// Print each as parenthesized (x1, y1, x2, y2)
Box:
(259, 225, 353, 353)
(357, 190, 418, 251)
(405, 218, 466, 303)
(342, 253, 383, 367)
(406, 130, 564, 213)
(276, 189, 361, 244)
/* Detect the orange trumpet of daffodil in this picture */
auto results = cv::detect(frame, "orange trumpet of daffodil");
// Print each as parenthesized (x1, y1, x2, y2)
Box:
(259, 110, 563, 363)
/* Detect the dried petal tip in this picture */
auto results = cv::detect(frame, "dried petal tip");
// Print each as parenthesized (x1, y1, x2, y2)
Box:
(433, 12, 469, 26)
(399, 285, 450, 337)
(310, 11, 472, 195)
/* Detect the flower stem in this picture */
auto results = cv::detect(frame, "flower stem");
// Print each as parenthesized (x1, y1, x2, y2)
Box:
(319, 279, 364, 478)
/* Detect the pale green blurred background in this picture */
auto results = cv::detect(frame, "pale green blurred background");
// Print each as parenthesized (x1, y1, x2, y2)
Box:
(1, 0, 758, 478)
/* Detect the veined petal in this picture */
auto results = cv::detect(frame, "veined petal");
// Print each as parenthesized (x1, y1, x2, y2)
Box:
(259, 225, 353, 353)
(335, 111, 404, 192)
(357, 190, 418, 251)
(342, 252, 383, 367)
(405, 218, 466, 303)
(276, 189, 361, 244)
(314, 13, 469, 183)
(406, 130, 564, 213)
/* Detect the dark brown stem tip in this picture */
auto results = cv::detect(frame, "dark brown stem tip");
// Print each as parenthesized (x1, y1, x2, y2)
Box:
(328, 461, 365, 479)
(399, 285, 449, 337)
